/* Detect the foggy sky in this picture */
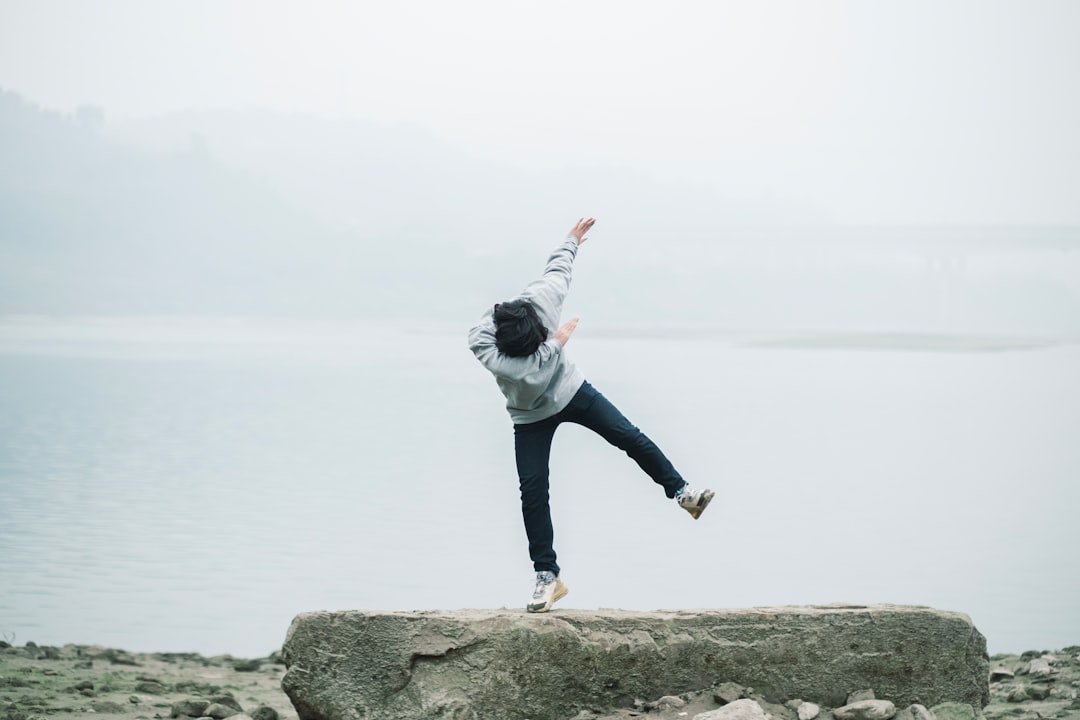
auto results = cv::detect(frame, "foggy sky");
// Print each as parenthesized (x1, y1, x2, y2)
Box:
(2, 0, 1078, 226)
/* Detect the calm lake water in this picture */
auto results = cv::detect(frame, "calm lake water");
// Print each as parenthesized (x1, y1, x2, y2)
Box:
(0, 317, 1077, 657)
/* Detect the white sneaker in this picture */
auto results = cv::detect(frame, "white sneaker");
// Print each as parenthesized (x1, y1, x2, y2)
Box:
(526, 571, 568, 613)
(676, 485, 715, 520)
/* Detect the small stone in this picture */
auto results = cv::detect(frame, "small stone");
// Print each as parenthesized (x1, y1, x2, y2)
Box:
(714, 682, 746, 705)
(129, 695, 142, 704)
(135, 681, 167, 694)
(209, 695, 243, 711)
(832, 700, 897, 720)
(80, 688, 96, 697)
(105, 649, 139, 666)
(73, 680, 95, 691)
(92, 700, 127, 713)
(1029, 658, 1052, 676)
(74, 660, 93, 669)
(929, 702, 976, 720)
(910, 704, 935, 720)
(1025, 685, 1051, 700)
(172, 699, 210, 718)
(799, 702, 821, 720)
(989, 668, 1015, 682)
(232, 659, 262, 672)
(695, 699, 770, 720)
(249, 707, 278, 720)
(760, 699, 797, 720)
(847, 691, 876, 704)
(1006, 687, 1028, 703)
(204, 703, 241, 719)
(655, 695, 686, 710)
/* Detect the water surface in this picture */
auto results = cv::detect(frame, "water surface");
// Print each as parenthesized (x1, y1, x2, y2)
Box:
(1, 318, 1077, 656)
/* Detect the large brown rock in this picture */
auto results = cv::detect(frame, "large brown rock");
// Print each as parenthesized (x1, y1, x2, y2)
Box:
(281, 604, 989, 720)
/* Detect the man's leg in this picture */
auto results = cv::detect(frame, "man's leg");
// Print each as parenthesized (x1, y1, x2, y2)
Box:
(566, 382, 686, 498)
(513, 418, 561, 575)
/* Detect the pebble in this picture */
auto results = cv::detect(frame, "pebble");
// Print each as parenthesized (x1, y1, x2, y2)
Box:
(989, 667, 1014, 682)
(714, 682, 746, 705)
(172, 699, 210, 717)
(1029, 658, 1052, 676)
(929, 702, 975, 720)
(910, 703, 935, 720)
(653, 695, 687, 710)
(832, 700, 896, 720)
(205, 702, 242, 719)
(695, 698, 770, 720)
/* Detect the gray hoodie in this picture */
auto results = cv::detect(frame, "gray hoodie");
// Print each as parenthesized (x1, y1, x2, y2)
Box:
(468, 236, 587, 425)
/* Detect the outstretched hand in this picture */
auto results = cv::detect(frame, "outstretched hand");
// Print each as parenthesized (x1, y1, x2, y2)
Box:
(569, 218, 596, 245)
(554, 317, 580, 346)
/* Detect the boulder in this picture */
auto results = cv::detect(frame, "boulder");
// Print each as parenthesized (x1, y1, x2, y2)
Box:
(282, 605, 989, 720)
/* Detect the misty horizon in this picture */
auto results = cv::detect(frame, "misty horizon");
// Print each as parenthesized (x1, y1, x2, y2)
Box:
(2, 86, 1079, 336)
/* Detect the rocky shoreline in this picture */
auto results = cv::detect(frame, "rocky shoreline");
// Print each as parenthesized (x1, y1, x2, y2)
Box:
(0, 642, 296, 720)
(579, 647, 1080, 720)
(2, 641, 1077, 720)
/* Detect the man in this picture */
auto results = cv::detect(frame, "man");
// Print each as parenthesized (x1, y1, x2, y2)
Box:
(468, 217, 714, 613)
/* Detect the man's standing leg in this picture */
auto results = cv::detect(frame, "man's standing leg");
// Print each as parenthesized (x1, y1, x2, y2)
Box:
(513, 418, 561, 575)
(514, 417, 571, 612)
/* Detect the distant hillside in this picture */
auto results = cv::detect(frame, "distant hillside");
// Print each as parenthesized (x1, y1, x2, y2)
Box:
(2, 89, 1078, 334)
(1, 91, 343, 315)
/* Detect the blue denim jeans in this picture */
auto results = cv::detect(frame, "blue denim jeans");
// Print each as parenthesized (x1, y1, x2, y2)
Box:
(513, 381, 686, 575)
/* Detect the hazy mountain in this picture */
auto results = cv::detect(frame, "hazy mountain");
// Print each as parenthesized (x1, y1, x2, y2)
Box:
(2, 89, 1079, 334)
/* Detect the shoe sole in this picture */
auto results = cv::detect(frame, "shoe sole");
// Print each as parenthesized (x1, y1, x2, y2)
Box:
(526, 580, 568, 613)
(685, 489, 715, 520)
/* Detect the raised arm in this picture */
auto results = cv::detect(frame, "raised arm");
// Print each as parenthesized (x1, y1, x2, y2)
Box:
(522, 218, 596, 330)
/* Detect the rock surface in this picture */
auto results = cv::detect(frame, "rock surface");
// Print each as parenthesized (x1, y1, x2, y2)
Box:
(281, 604, 989, 720)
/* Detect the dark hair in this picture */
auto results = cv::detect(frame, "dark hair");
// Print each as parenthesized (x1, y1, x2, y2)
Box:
(493, 300, 548, 357)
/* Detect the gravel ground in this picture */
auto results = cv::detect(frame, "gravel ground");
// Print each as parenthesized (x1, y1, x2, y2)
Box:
(0, 643, 295, 720)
